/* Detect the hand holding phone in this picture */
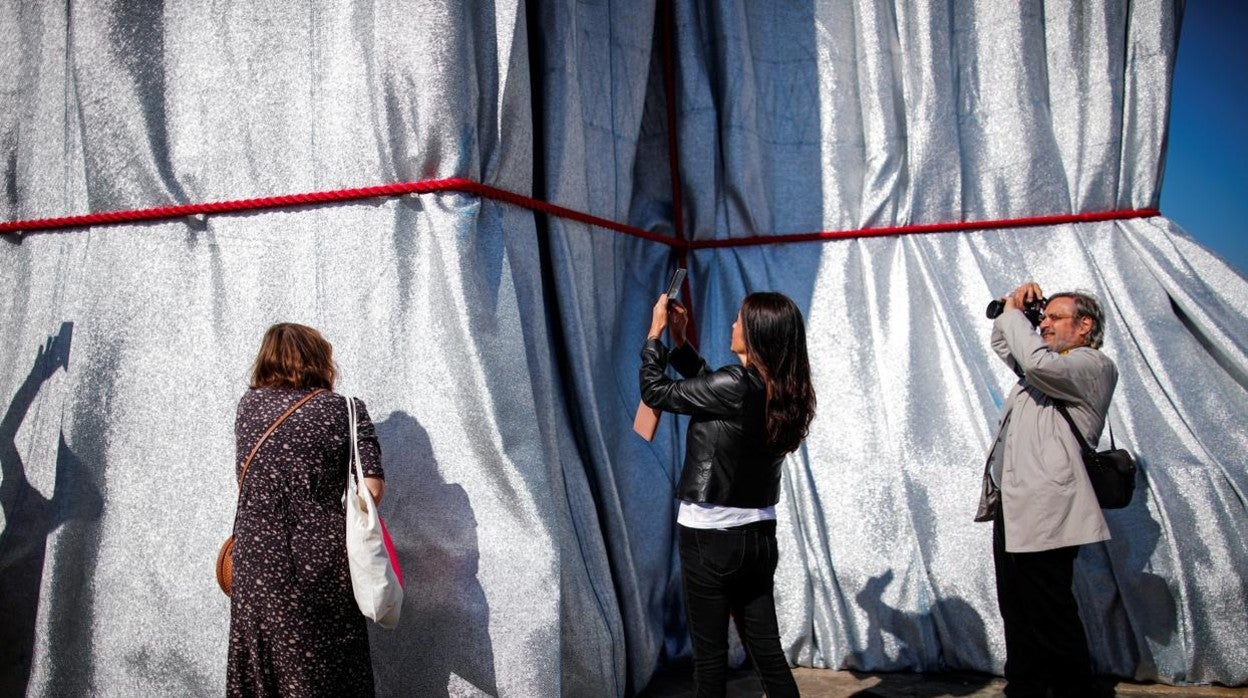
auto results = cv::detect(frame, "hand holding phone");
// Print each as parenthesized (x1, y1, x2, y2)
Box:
(636, 268, 688, 441)
(668, 301, 689, 346)
(665, 268, 686, 299)
(650, 269, 686, 339)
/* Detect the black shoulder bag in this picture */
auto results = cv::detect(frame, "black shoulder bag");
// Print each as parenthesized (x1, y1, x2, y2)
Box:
(1055, 404, 1137, 509)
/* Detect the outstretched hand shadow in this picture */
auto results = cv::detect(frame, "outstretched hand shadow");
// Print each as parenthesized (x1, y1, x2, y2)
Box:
(1, 322, 102, 696)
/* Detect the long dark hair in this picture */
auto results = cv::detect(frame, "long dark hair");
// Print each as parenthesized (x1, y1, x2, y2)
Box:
(250, 323, 337, 390)
(740, 292, 816, 454)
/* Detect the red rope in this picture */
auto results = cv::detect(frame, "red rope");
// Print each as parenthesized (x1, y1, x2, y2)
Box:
(0, 177, 1158, 247)
(463, 181, 678, 245)
(685, 208, 1161, 250)
(0, 177, 675, 244)
(0, 178, 470, 234)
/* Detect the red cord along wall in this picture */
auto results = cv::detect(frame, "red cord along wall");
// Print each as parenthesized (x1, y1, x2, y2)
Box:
(0, 176, 1158, 247)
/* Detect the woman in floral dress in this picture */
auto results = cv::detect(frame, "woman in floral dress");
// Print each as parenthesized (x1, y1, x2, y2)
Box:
(227, 323, 385, 697)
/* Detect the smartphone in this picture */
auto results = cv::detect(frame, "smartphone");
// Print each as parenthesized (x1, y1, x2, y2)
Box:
(665, 268, 686, 299)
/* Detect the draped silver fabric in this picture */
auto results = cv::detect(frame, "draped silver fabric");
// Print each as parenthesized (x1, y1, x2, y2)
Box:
(2, 1, 1245, 696)
(1, 2, 625, 696)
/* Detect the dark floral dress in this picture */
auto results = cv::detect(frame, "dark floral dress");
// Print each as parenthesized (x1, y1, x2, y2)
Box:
(227, 388, 384, 697)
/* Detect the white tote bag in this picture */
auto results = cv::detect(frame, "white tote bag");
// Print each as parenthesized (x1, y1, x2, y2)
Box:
(344, 396, 405, 629)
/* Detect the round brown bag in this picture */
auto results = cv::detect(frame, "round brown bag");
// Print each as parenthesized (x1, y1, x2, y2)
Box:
(216, 535, 235, 595)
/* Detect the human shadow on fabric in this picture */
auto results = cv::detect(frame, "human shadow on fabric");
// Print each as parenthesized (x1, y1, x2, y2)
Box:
(44, 327, 122, 695)
(1081, 473, 1178, 677)
(370, 411, 497, 697)
(1113, 488, 1177, 649)
(100, 2, 190, 208)
(3, 149, 17, 224)
(0, 323, 103, 696)
(847, 570, 992, 697)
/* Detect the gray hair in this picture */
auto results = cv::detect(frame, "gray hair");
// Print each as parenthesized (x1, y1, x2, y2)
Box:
(1049, 291, 1106, 349)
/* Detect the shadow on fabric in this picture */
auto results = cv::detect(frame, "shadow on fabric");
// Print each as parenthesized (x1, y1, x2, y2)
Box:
(848, 570, 992, 697)
(1112, 484, 1178, 655)
(0, 323, 103, 696)
(369, 411, 497, 697)
(1079, 469, 1179, 678)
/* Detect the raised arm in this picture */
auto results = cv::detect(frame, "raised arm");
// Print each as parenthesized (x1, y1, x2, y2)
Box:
(996, 311, 1115, 406)
(991, 316, 1024, 378)
(669, 342, 711, 379)
(639, 339, 747, 417)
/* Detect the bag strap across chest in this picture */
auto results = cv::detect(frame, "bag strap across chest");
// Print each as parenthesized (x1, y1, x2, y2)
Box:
(237, 388, 325, 490)
(1054, 402, 1116, 454)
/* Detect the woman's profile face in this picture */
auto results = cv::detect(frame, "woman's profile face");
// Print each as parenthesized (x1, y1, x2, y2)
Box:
(731, 308, 747, 356)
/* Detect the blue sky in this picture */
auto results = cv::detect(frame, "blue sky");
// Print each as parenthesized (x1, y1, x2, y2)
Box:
(1161, 1, 1248, 275)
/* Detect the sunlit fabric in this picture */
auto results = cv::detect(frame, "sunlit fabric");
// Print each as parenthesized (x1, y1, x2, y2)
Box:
(1, 1, 1245, 696)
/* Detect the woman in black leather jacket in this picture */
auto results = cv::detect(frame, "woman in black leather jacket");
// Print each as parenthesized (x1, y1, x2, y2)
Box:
(640, 291, 816, 698)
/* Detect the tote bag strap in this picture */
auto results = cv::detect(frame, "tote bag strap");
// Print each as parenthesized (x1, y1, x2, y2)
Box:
(237, 388, 325, 491)
(345, 396, 366, 491)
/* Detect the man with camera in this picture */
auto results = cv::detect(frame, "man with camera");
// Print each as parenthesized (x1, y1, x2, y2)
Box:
(976, 282, 1118, 697)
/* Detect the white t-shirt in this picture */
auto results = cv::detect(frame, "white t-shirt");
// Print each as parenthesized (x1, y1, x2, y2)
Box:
(677, 500, 776, 529)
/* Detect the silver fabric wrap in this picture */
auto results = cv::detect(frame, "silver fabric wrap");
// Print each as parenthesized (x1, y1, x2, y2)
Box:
(1, 2, 624, 696)
(2, 1, 1245, 696)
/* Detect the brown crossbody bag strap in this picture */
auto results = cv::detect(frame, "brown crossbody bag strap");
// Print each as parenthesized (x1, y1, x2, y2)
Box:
(217, 388, 325, 596)
(236, 388, 325, 492)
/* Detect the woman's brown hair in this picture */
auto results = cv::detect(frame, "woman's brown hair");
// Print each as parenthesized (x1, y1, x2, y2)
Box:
(740, 292, 817, 454)
(250, 323, 336, 390)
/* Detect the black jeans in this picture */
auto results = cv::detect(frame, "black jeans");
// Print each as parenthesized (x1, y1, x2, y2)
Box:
(993, 506, 1105, 698)
(678, 520, 799, 698)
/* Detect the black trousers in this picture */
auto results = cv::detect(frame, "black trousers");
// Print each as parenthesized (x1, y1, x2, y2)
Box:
(993, 506, 1104, 698)
(678, 520, 799, 698)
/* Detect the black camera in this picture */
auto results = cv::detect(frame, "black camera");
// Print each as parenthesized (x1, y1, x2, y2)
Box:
(986, 296, 1047, 327)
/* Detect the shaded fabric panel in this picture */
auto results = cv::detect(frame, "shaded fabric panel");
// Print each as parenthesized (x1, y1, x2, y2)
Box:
(526, 0, 683, 692)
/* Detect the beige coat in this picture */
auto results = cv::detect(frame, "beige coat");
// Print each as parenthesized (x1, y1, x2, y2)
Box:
(975, 310, 1117, 553)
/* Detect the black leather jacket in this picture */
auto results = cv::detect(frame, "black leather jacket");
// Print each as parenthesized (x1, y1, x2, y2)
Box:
(639, 338, 783, 507)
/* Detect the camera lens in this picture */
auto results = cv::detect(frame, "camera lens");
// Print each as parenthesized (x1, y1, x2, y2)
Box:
(986, 299, 1005, 319)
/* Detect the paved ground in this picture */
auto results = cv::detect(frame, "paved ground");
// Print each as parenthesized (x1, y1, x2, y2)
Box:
(639, 667, 1247, 697)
